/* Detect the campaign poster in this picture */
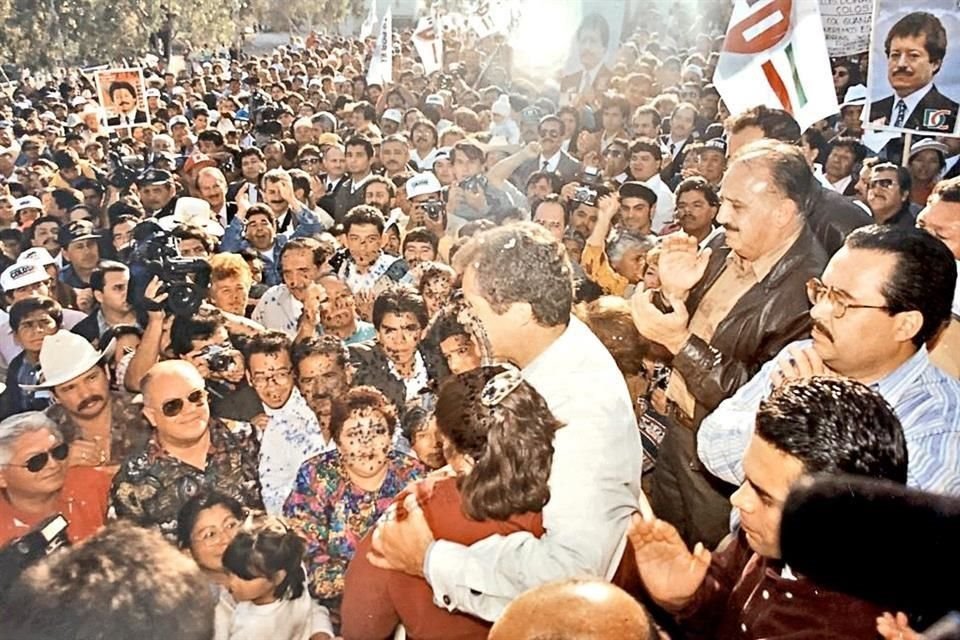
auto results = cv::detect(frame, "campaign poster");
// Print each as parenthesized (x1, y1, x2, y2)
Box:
(862, 0, 960, 136)
(93, 68, 151, 130)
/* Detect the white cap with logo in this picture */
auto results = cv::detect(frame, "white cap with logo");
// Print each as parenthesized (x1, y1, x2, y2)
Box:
(406, 172, 442, 199)
(1, 261, 50, 292)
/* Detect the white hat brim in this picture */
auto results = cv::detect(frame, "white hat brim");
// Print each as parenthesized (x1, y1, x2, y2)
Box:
(21, 339, 115, 390)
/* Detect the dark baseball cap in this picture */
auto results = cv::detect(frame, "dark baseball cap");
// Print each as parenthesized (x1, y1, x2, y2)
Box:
(136, 168, 173, 187)
(59, 219, 99, 247)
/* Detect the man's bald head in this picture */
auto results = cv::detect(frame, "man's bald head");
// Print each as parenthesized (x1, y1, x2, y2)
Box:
(141, 360, 204, 405)
(488, 578, 654, 640)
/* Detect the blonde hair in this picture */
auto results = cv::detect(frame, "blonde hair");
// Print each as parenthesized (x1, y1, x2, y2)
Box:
(209, 252, 253, 288)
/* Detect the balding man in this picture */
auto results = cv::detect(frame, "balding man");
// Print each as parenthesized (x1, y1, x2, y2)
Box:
(108, 360, 263, 541)
(488, 578, 654, 640)
(196, 166, 237, 228)
(631, 140, 828, 547)
(917, 176, 960, 376)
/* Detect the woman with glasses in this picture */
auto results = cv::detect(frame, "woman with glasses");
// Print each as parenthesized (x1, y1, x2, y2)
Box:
(283, 385, 424, 631)
(0, 411, 111, 545)
(178, 491, 246, 592)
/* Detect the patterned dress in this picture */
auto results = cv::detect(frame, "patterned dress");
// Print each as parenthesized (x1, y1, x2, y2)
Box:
(108, 418, 264, 542)
(282, 448, 423, 622)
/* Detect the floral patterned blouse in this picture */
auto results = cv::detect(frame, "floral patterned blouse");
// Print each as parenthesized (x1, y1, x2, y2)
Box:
(282, 448, 423, 618)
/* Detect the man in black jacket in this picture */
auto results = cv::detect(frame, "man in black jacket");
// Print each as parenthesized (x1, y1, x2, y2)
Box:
(630, 140, 829, 547)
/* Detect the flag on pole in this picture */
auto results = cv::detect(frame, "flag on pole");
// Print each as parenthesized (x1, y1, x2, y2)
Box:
(360, 0, 377, 40)
(367, 7, 393, 85)
(714, 0, 838, 131)
(413, 16, 443, 76)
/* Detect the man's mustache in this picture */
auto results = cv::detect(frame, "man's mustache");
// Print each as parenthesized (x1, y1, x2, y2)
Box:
(812, 319, 834, 342)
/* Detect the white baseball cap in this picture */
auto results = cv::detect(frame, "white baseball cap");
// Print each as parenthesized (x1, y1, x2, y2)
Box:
(425, 94, 445, 107)
(14, 196, 43, 212)
(406, 172, 442, 199)
(1, 262, 50, 293)
(382, 108, 403, 124)
(18, 247, 57, 267)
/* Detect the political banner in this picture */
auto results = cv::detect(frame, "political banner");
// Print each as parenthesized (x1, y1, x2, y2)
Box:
(558, 0, 629, 99)
(819, 0, 873, 56)
(360, 0, 377, 40)
(93, 67, 151, 130)
(714, 0, 839, 131)
(413, 16, 444, 76)
(366, 7, 393, 86)
(862, 0, 960, 136)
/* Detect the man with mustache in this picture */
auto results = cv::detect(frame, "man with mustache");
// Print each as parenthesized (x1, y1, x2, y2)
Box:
(868, 12, 958, 137)
(292, 334, 352, 449)
(38, 331, 151, 470)
(699, 224, 960, 496)
(629, 140, 829, 548)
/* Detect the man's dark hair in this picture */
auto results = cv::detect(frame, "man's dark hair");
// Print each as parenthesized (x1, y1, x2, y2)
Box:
(932, 176, 960, 203)
(108, 81, 138, 101)
(51, 188, 81, 212)
(244, 330, 291, 371)
(343, 204, 386, 234)
(197, 130, 224, 148)
(372, 284, 429, 330)
(525, 171, 562, 195)
(629, 137, 663, 162)
(455, 222, 573, 328)
(10, 296, 62, 332)
(363, 174, 396, 198)
(601, 95, 631, 120)
(172, 224, 215, 254)
(828, 136, 865, 164)
(845, 224, 956, 347)
(345, 135, 374, 158)
(756, 377, 908, 484)
(3, 521, 215, 640)
(239, 147, 264, 161)
(884, 11, 947, 68)
(278, 236, 332, 272)
(89, 260, 129, 292)
(801, 128, 827, 162)
(675, 176, 721, 207)
(726, 105, 801, 144)
(292, 334, 350, 372)
(576, 12, 610, 49)
(403, 226, 439, 254)
(170, 307, 227, 357)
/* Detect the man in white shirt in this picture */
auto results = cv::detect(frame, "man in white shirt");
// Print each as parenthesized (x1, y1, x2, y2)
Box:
(628, 138, 675, 233)
(246, 331, 327, 515)
(252, 237, 332, 337)
(368, 223, 643, 621)
(822, 137, 861, 196)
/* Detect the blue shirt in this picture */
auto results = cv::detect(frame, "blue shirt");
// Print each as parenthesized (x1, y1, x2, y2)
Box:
(698, 339, 960, 495)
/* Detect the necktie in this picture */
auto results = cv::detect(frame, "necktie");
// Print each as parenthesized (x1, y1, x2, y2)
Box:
(326, 180, 333, 193)
(669, 142, 676, 157)
(894, 100, 908, 128)
(542, 159, 549, 172)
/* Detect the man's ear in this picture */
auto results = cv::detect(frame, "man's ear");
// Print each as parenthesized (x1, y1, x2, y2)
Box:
(142, 406, 158, 428)
(892, 309, 925, 346)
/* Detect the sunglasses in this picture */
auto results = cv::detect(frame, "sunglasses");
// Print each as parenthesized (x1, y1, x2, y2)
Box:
(603, 149, 625, 158)
(8, 442, 69, 473)
(299, 157, 320, 165)
(161, 389, 207, 417)
(870, 178, 896, 189)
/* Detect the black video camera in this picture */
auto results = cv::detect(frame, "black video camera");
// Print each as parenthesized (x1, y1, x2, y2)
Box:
(0, 513, 69, 596)
(422, 200, 445, 221)
(128, 220, 211, 318)
(460, 174, 487, 193)
(106, 151, 147, 190)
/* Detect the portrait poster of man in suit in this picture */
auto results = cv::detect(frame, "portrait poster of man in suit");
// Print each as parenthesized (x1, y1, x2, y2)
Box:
(559, 1, 627, 106)
(94, 68, 152, 130)
(865, 3, 960, 136)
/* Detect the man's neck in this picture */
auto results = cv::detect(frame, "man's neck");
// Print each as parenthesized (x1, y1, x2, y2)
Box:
(415, 144, 433, 156)
(4, 486, 61, 515)
(352, 253, 381, 274)
(73, 265, 94, 282)
(850, 346, 918, 386)
(158, 429, 211, 470)
(872, 205, 903, 225)
(351, 170, 371, 183)
(329, 318, 358, 340)
(509, 324, 567, 369)
(102, 307, 136, 326)
(391, 353, 417, 378)
(690, 225, 713, 244)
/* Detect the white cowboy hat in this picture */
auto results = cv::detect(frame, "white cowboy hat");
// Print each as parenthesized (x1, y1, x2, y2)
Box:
(158, 197, 225, 237)
(21, 331, 115, 390)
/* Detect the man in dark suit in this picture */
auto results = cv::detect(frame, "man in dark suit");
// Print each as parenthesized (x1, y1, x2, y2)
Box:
(868, 12, 958, 136)
(660, 103, 700, 181)
(510, 115, 581, 189)
(104, 80, 149, 128)
(227, 147, 265, 204)
(559, 13, 614, 102)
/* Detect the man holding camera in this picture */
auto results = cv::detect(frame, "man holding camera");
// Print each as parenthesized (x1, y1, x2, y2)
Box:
(404, 172, 452, 261)
(446, 140, 515, 234)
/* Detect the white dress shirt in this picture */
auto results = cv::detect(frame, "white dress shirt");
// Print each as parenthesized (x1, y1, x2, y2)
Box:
(252, 284, 303, 338)
(538, 151, 562, 173)
(887, 82, 934, 127)
(424, 316, 643, 620)
(826, 174, 853, 194)
(257, 388, 333, 515)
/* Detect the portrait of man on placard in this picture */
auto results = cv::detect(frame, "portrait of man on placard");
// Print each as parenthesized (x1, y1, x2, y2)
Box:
(95, 68, 151, 129)
(866, 8, 960, 135)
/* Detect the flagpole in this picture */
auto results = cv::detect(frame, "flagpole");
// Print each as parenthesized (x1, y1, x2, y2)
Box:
(472, 40, 503, 90)
(901, 132, 912, 168)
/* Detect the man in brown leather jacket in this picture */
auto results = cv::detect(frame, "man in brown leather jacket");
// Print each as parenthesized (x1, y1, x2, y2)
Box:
(630, 140, 828, 547)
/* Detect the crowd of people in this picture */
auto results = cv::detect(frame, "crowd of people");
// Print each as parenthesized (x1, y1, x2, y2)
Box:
(0, 4, 958, 639)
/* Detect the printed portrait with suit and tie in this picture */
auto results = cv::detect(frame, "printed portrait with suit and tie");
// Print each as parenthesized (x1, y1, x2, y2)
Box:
(865, 5, 960, 136)
(94, 68, 152, 131)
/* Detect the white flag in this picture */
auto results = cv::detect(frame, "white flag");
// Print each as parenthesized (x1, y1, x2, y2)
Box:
(714, 0, 838, 131)
(413, 16, 443, 76)
(360, 0, 377, 40)
(366, 7, 393, 85)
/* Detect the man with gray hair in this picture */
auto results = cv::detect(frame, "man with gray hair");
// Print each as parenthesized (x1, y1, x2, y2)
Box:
(630, 140, 829, 547)
(0, 411, 111, 545)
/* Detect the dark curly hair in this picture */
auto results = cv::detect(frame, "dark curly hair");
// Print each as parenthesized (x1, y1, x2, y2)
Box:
(329, 385, 398, 444)
(434, 366, 563, 521)
(222, 513, 307, 600)
(756, 377, 908, 484)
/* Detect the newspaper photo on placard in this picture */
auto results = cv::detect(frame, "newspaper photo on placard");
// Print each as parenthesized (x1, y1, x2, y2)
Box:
(863, 0, 960, 136)
(93, 67, 151, 130)
(559, 0, 628, 100)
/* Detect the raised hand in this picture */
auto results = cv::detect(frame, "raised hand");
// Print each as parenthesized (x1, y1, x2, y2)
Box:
(771, 344, 839, 389)
(657, 232, 712, 299)
(628, 514, 711, 611)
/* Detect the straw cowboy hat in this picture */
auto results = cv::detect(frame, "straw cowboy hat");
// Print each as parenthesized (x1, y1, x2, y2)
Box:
(21, 331, 114, 390)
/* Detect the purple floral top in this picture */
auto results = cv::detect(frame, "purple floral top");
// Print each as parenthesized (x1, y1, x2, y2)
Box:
(282, 448, 423, 615)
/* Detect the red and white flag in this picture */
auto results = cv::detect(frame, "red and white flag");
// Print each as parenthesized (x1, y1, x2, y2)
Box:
(413, 16, 444, 76)
(714, 0, 838, 130)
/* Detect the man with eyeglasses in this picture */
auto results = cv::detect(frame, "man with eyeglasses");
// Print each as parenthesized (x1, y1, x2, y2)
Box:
(244, 331, 324, 515)
(866, 163, 916, 227)
(0, 411, 111, 546)
(109, 359, 264, 542)
(601, 138, 630, 184)
(699, 225, 960, 497)
(510, 115, 581, 189)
